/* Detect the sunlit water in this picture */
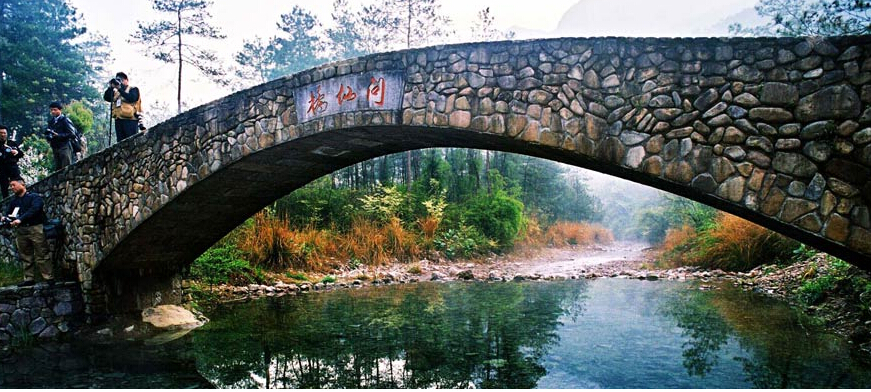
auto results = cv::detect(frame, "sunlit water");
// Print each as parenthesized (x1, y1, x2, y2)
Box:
(2, 279, 870, 388)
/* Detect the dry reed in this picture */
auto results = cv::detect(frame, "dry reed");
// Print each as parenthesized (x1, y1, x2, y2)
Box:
(544, 221, 614, 247)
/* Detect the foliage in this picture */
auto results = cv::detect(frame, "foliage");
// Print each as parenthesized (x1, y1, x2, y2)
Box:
(18, 135, 52, 182)
(433, 225, 495, 260)
(320, 275, 336, 284)
(659, 213, 799, 271)
(0, 0, 99, 136)
(730, 0, 870, 36)
(237, 211, 337, 271)
(233, 6, 324, 85)
(190, 245, 264, 286)
(131, 0, 227, 113)
(0, 262, 23, 287)
(326, 0, 454, 60)
(285, 271, 309, 281)
(470, 7, 515, 41)
(796, 257, 869, 307)
(359, 185, 405, 223)
(544, 221, 614, 247)
(464, 193, 524, 249)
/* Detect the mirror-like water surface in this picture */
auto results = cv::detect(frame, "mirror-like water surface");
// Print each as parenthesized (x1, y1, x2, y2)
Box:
(2, 279, 870, 388)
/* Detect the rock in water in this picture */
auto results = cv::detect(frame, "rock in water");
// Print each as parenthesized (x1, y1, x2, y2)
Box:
(142, 305, 205, 330)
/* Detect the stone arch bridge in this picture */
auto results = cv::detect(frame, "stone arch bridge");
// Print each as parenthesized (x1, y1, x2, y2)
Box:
(10, 36, 871, 314)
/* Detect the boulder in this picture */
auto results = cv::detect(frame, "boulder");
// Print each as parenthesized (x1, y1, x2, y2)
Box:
(142, 305, 205, 330)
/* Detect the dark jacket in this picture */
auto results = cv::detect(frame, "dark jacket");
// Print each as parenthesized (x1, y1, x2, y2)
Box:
(6, 191, 46, 227)
(0, 140, 23, 174)
(47, 114, 75, 149)
(103, 85, 140, 103)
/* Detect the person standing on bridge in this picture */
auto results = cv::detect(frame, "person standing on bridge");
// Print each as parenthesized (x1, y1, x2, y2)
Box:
(46, 102, 77, 171)
(103, 72, 142, 142)
(5, 178, 52, 286)
(0, 125, 23, 199)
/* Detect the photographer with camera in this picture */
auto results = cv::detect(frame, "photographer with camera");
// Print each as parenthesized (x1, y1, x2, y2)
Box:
(0, 125, 23, 199)
(103, 72, 143, 142)
(5, 178, 52, 286)
(46, 101, 77, 171)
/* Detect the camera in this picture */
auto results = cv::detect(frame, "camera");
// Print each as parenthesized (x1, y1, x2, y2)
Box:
(0, 216, 12, 228)
(108, 77, 123, 88)
(44, 129, 57, 140)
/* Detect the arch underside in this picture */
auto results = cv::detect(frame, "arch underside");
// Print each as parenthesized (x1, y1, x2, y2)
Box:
(98, 125, 870, 274)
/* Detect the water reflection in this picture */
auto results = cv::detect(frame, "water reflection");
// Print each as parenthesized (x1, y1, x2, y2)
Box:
(3, 279, 870, 388)
(193, 282, 587, 388)
(664, 287, 871, 388)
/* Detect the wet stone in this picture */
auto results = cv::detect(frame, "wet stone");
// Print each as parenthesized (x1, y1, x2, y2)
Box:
(759, 82, 799, 106)
(691, 173, 718, 193)
(780, 198, 819, 222)
(824, 214, 851, 242)
(724, 146, 746, 161)
(787, 181, 807, 197)
(772, 152, 817, 177)
(805, 173, 826, 200)
(775, 139, 801, 150)
(795, 85, 862, 122)
(717, 176, 746, 202)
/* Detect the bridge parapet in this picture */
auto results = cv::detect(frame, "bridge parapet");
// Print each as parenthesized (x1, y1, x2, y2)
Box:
(3, 36, 870, 313)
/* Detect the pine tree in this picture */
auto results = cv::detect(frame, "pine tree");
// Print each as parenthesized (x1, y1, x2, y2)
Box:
(0, 0, 96, 134)
(730, 0, 870, 36)
(131, 0, 227, 113)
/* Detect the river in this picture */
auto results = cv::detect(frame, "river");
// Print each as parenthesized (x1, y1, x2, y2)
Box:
(2, 248, 871, 388)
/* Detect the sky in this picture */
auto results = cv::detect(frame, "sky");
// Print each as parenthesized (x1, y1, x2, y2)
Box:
(69, 0, 764, 118)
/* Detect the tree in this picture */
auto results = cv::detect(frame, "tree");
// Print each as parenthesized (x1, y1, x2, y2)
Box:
(470, 7, 515, 41)
(730, 0, 871, 36)
(271, 6, 324, 77)
(387, 0, 454, 49)
(232, 7, 326, 87)
(131, 0, 227, 113)
(0, 0, 96, 135)
(233, 37, 276, 86)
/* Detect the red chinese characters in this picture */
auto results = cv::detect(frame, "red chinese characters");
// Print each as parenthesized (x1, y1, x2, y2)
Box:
(367, 77, 386, 106)
(336, 84, 358, 106)
(307, 85, 328, 115)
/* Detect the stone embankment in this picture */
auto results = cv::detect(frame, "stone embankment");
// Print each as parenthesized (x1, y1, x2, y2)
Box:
(0, 282, 85, 344)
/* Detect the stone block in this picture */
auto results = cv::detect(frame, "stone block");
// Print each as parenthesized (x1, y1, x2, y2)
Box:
(780, 198, 819, 223)
(824, 214, 850, 242)
(795, 85, 861, 122)
(717, 176, 746, 202)
(772, 152, 817, 177)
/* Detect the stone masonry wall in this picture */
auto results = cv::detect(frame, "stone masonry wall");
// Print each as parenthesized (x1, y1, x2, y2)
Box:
(2, 36, 870, 313)
(0, 282, 85, 344)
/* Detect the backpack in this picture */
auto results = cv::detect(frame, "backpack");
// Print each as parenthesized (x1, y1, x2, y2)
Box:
(64, 117, 83, 153)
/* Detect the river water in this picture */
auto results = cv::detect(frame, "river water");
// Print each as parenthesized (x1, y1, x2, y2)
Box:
(2, 278, 870, 388)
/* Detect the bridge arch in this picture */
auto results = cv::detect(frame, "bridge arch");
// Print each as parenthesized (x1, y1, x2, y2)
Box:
(14, 36, 871, 313)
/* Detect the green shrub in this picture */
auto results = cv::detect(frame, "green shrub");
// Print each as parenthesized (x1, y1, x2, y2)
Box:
(191, 246, 263, 286)
(320, 275, 336, 284)
(285, 272, 309, 281)
(463, 194, 524, 248)
(434, 225, 495, 260)
(0, 262, 23, 287)
(797, 275, 837, 305)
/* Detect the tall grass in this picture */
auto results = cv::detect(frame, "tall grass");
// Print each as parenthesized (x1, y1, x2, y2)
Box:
(659, 212, 798, 271)
(236, 212, 420, 271)
(544, 221, 614, 247)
